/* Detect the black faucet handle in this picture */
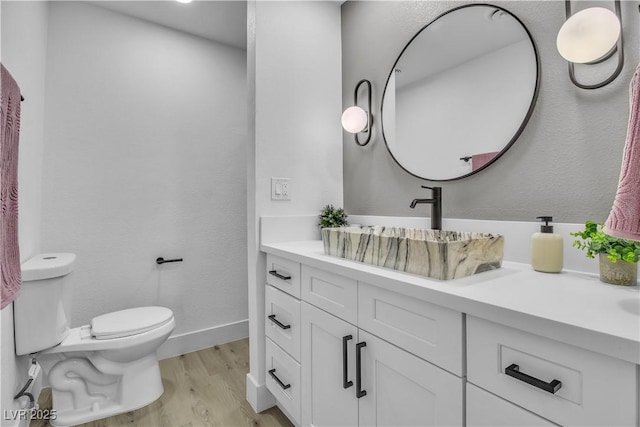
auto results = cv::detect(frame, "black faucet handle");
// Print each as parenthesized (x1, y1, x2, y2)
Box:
(421, 185, 442, 191)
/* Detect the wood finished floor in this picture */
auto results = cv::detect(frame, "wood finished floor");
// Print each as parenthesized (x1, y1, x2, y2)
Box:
(30, 339, 293, 427)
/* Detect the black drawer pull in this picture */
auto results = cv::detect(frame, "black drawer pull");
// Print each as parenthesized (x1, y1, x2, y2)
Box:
(268, 314, 291, 330)
(343, 335, 353, 389)
(268, 368, 291, 390)
(269, 270, 291, 280)
(356, 341, 367, 398)
(505, 363, 562, 394)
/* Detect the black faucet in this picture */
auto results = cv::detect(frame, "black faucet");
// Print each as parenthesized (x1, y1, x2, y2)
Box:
(410, 186, 442, 230)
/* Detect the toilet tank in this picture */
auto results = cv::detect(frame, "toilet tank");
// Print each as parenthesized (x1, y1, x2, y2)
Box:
(14, 253, 76, 355)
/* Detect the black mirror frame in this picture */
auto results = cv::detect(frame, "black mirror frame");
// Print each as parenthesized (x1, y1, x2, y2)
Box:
(380, 3, 541, 182)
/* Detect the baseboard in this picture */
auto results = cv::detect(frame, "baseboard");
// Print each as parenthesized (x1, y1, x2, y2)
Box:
(246, 373, 276, 413)
(157, 319, 248, 360)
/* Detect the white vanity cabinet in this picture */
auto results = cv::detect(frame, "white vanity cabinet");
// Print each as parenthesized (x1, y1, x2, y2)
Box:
(266, 254, 464, 426)
(262, 243, 640, 427)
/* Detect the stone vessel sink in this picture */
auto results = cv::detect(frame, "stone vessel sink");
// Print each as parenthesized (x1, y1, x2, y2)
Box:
(321, 226, 504, 280)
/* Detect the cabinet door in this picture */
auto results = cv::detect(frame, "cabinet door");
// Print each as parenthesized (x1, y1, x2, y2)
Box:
(358, 330, 463, 427)
(301, 302, 358, 427)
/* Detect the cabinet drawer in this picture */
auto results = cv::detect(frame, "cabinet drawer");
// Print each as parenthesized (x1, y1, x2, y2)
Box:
(467, 383, 557, 426)
(266, 338, 301, 425)
(467, 316, 637, 426)
(266, 254, 301, 298)
(301, 265, 357, 324)
(358, 282, 463, 376)
(266, 285, 301, 361)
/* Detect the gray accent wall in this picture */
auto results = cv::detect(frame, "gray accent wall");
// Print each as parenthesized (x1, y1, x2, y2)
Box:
(342, 1, 640, 223)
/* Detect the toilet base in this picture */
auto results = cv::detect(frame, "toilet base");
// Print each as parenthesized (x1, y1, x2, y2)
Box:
(41, 352, 164, 427)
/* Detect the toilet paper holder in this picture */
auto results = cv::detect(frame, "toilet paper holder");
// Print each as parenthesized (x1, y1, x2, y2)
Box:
(156, 257, 183, 265)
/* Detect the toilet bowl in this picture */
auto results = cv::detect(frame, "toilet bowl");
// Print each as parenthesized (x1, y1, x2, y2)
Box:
(14, 254, 176, 426)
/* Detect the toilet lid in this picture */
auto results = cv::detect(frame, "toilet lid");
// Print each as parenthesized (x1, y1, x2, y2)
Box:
(91, 306, 174, 340)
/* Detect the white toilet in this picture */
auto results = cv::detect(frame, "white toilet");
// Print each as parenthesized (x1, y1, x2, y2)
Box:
(14, 253, 175, 426)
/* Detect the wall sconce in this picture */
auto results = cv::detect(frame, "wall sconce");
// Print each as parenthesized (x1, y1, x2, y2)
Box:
(342, 79, 373, 146)
(556, 0, 623, 89)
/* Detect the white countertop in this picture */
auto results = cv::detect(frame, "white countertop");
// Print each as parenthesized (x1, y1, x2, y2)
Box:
(261, 240, 640, 365)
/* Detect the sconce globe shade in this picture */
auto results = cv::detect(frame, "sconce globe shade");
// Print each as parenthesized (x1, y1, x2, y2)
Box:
(341, 106, 368, 134)
(176, 0, 193, 3)
(557, 7, 620, 64)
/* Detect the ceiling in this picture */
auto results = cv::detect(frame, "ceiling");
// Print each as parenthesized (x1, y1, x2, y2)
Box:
(92, 1, 247, 50)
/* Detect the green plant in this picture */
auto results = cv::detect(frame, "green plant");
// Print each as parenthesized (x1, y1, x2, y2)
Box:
(319, 204, 348, 228)
(571, 221, 640, 263)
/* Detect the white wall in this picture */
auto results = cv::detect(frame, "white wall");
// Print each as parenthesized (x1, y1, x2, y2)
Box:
(40, 2, 248, 356)
(2, 3, 47, 264)
(0, 1, 48, 425)
(246, 0, 343, 411)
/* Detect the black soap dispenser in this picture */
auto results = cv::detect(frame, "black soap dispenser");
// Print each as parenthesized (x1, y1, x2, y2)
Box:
(531, 216, 563, 273)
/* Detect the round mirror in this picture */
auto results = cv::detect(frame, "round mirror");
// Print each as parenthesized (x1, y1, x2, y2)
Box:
(381, 4, 540, 181)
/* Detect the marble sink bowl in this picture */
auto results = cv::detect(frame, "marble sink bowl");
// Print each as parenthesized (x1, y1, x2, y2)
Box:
(321, 226, 504, 280)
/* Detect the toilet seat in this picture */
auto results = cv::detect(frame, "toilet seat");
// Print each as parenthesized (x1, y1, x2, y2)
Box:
(40, 307, 175, 355)
(91, 307, 174, 339)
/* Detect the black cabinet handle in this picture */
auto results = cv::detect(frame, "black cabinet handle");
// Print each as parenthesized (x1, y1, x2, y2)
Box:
(505, 363, 562, 394)
(356, 341, 367, 398)
(269, 270, 291, 280)
(268, 368, 291, 390)
(343, 335, 353, 389)
(268, 314, 291, 330)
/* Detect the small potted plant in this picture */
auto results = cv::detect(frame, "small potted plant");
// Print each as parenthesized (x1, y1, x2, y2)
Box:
(571, 221, 640, 286)
(318, 204, 348, 228)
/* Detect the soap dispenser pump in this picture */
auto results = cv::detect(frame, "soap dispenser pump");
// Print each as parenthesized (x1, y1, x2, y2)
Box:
(531, 216, 563, 273)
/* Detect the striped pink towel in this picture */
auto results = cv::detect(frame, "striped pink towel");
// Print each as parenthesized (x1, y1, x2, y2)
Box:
(1, 64, 22, 310)
(605, 62, 640, 241)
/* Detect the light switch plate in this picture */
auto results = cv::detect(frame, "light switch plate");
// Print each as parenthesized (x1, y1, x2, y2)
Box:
(271, 177, 291, 201)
